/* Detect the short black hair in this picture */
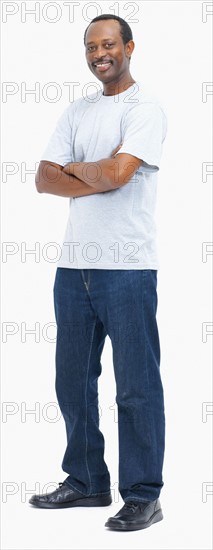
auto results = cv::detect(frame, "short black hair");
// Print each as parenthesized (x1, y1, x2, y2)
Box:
(83, 14, 133, 46)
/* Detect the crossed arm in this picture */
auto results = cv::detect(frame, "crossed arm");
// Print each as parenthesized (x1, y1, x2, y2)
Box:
(35, 146, 143, 198)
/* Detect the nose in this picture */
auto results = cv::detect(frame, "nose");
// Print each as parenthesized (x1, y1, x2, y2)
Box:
(93, 45, 106, 60)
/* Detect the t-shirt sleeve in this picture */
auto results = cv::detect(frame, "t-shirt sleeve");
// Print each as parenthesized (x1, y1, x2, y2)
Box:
(117, 102, 167, 173)
(40, 104, 74, 167)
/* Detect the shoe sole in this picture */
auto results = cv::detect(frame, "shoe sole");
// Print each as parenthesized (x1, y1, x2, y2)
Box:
(29, 494, 112, 509)
(105, 509, 163, 531)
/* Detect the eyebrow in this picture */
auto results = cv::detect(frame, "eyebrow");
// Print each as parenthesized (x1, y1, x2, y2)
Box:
(86, 38, 115, 45)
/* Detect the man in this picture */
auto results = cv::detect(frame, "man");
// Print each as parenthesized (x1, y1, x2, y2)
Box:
(29, 14, 167, 532)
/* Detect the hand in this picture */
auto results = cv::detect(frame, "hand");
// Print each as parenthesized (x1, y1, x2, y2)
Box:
(111, 143, 123, 158)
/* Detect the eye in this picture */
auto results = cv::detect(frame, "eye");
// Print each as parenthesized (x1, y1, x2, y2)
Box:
(87, 46, 96, 52)
(105, 43, 114, 48)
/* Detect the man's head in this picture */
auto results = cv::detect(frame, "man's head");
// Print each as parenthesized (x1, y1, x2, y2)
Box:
(84, 15, 135, 86)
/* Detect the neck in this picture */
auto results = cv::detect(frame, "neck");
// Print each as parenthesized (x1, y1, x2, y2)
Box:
(102, 74, 136, 96)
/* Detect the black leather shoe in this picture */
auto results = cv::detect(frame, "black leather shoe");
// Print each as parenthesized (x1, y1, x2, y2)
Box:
(105, 498, 163, 531)
(29, 482, 112, 509)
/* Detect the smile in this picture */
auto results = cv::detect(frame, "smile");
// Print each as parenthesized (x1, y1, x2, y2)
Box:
(93, 61, 112, 71)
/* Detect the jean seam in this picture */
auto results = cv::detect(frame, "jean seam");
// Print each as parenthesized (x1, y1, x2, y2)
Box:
(142, 271, 150, 390)
(142, 271, 158, 478)
(80, 269, 90, 290)
(87, 270, 91, 289)
(80, 269, 85, 285)
(142, 272, 153, 453)
(84, 316, 97, 496)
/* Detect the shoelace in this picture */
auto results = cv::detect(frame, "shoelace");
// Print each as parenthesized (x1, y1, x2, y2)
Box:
(123, 501, 140, 513)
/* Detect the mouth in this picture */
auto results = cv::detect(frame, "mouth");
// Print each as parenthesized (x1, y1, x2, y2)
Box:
(92, 61, 113, 72)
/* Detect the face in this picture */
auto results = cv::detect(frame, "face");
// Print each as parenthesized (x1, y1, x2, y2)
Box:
(85, 20, 134, 84)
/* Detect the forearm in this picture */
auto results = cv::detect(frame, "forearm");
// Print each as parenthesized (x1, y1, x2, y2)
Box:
(68, 176, 111, 197)
(35, 161, 112, 197)
(63, 159, 118, 191)
(63, 155, 140, 191)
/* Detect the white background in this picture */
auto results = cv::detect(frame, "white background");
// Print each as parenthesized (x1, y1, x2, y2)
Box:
(1, 0, 212, 549)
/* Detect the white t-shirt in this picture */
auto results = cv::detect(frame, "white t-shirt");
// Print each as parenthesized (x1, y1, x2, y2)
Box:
(41, 82, 167, 270)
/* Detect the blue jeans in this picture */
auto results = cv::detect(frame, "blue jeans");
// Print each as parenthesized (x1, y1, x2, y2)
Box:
(53, 268, 165, 502)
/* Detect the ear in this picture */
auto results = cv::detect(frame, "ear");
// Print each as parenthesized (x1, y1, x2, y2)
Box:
(125, 40, 135, 59)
